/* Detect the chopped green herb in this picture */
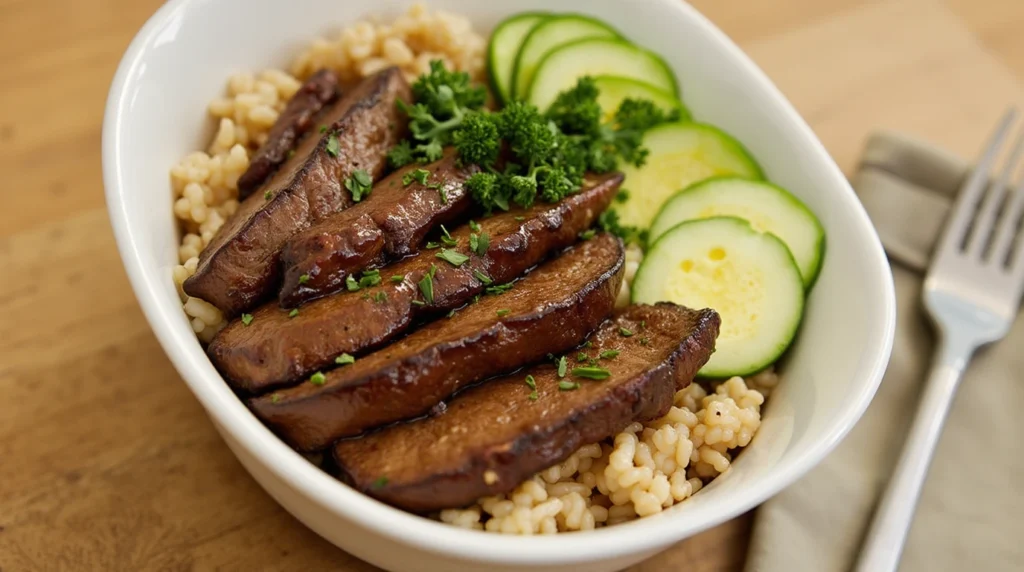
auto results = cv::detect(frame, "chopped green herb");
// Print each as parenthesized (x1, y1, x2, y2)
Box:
(579, 229, 596, 240)
(440, 225, 457, 246)
(599, 350, 620, 360)
(577, 352, 589, 362)
(371, 476, 389, 489)
(469, 220, 481, 232)
(270, 393, 282, 403)
(473, 269, 493, 285)
(288, 309, 299, 318)
(298, 274, 310, 284)
(447, 308, 456, 318)
(472, 294, 481, 304)
(514, 216, 525, 221)
(588, 357, 599, 366)
(310, 371, 326, 385)
(557, 356, 567, 378)
(363, 269, 380, 277)
(418, 266, 436, 304)
(411, 299, 426, 306)
(240, 313, 254, 326)
(335, 353, 356, 365)
(361, 292, 370, 300)
(583, 340, 593, 348)
(439, 185, 448, 204)
(374, 291, 387, 303)
(529, 391, 539, 401)
(640, 320, 646, 329)
(496, 309, 511, 317)
(319, 125, 328, 133)
(358, 272, 382, 288)
(640, 337, 650, 346)
(345, 169, 373, 202)
(436, 248, 469, 267)
(469, 232, 489, 256)
(391, 274, 405, 283)
(326, 132, 340, 157)
(387, 140, 414, 168)
(425, 241, 441, 249)
(619, 327, 634, 337)
(558, 380, 580, 391)
(615, 189, 631, 203)
(571, 366, 611, 380)
(485, 282, 514, 295)
(525, 375, 536, 389)
(287, 149, 296, 159)
(264, 190, 273, 201)
(403, 168, 430, 186)
(346, 274, 360, 291)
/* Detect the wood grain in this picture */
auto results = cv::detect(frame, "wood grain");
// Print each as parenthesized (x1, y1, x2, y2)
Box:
(1, 0, 1021, 570)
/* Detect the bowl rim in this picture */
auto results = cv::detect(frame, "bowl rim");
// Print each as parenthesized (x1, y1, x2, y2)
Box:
(102, 0, 896, 565)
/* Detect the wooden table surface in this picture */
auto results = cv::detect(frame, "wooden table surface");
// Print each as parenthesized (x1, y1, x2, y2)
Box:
(3, 0, 1023, 570)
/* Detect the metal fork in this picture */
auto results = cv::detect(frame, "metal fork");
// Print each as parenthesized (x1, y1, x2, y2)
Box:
(854, 109, 1024, 572)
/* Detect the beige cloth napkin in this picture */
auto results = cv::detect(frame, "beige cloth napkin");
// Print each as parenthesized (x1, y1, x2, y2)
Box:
(744, 132, 1024, 571)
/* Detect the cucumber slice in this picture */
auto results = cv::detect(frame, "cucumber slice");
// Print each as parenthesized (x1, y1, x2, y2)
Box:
(488, 12, 550, 106)
(612, 122, 763, 230)
(512, 14, 621, 101)
(593, 75, 691, 123)
(632, 217, 804, 378)
(649, 177, 826, 288)
(526, 37, 678, 112)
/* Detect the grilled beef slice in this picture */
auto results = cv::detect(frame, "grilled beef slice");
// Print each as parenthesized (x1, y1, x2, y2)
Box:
(251, 232, 625, 451)
(207, 171, 623, 393)
(278, 147, 479, 308)
(236, 69, 341, 199)
(330, 303, 721, 512)
(182, 67, 410, 317)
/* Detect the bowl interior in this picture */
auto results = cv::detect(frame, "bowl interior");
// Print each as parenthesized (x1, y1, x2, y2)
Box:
(103, 0, 895, 566)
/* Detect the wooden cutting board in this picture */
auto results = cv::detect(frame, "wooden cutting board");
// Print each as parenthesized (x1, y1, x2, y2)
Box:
(2, 0, 1022, 570)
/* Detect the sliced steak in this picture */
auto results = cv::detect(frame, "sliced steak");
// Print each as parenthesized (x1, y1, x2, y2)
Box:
(236, 69, 341, 199)
(279, 147, 479, 308)
(330, 303, 721, 513)
(252, 232, 625, 451)
(183, 67, 410, 317)
(207, 171, 623, 393)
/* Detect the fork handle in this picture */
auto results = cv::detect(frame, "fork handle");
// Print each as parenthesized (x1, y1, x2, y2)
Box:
(853, 334, 976, 572)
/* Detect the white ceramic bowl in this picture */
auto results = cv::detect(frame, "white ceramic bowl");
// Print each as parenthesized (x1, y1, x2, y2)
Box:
(103, 1, 896, 570)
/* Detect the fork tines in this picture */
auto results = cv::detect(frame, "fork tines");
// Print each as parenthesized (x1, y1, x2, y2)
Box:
(938, 108, 1024, 272)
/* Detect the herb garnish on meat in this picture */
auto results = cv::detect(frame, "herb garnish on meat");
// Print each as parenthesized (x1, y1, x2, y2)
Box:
(387, 61, 673, 218)
(388, 60, 487, 167)
(472, 269, 493, 285)
(402, 168, 430, 186)
(418, 264, 438, 304)
(572, 366, 611, 380)
(345, 169, 373, 202)
(436, 248, 469, 267)
(469, 232, 489, 256)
